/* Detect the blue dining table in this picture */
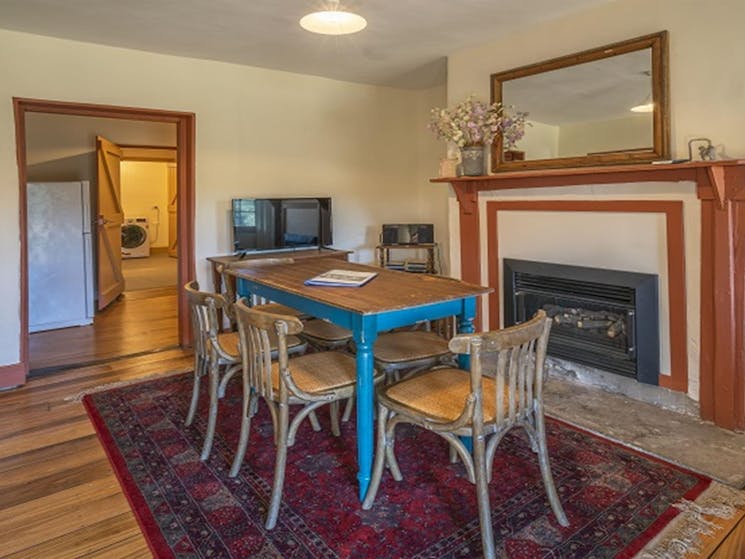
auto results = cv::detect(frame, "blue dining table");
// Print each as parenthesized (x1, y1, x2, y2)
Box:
(229, 258, 491, 500)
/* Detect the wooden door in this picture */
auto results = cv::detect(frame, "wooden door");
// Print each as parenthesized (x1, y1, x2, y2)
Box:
(96, 136, 125, 310)
(167, 163, 178, 258)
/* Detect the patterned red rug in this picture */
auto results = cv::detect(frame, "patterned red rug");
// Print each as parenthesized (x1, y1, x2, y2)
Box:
(83, 372, 711, 558)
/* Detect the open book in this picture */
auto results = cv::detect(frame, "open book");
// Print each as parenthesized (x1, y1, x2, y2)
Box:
(304, 269, 378, 287)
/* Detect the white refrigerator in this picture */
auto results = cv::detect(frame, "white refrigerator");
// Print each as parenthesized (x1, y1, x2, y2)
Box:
(28, 181, 95, 332)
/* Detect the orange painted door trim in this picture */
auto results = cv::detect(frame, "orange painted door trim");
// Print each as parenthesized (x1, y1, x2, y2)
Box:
(12, 98, 196, 386)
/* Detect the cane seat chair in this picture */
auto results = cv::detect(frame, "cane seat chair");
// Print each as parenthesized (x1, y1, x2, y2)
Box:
(221, 259, 352, 349)
(373, 316, 456, 383)
(219, 258, 305, 324)
(229, 300, 384, 529)
(183, 281, 307, 461)
(362, 310, 569, 559)
(299, 319, 353, 352)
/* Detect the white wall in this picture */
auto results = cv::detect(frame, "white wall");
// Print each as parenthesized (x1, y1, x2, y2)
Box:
(0, 29, 442, 368)
(448, 0, 745, 160)
(415, 84, 449, 273)
(26, 113, 176, 172)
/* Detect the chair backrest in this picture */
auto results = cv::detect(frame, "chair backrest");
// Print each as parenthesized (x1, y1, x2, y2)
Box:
(219, 257, 296, 313)
(448, 310, 551, 432)
(427, 316, 456, 339)
(233, 298, 304, 401)
(184, 280, 229, 358)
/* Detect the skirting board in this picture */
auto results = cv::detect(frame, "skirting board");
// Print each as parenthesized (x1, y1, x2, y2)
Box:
(0, 362, 25, 390)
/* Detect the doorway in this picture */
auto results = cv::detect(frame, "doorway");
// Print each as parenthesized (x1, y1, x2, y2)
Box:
(119, 147, 179, 291)
(13, 98, 195, 383)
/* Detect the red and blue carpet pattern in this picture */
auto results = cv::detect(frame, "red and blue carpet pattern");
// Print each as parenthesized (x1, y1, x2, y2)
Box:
(84, 372, 710, 558)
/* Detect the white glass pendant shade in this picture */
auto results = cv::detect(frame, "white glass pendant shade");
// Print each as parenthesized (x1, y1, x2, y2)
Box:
(300, 10, 367, 35)
(630, 102, 654, 113)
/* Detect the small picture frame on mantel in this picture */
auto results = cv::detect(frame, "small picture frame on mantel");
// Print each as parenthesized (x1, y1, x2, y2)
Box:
(438, 157, 459, 178)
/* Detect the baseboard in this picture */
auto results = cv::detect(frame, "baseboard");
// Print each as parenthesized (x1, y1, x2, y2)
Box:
(150, 246, 169, 255)
(0, 362, 26, 389)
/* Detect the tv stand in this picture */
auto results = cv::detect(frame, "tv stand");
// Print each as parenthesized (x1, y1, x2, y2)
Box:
(377, 243, 437, 274)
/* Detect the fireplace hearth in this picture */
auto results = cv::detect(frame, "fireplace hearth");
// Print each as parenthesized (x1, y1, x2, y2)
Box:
(503, 259, 659, 385)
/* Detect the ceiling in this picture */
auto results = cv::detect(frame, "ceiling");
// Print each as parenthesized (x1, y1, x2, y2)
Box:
(0, 0, 613, 89)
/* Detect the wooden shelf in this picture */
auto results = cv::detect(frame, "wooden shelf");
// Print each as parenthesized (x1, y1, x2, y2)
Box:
(432, 160, 741, 203)
(377, 244, 437, 274)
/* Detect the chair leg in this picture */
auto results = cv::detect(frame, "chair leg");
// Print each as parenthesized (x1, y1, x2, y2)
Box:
(473, 432, 496, 559)
(200, 360, 220, 461)
(308, 410, 321, 432)
(449, 443, 458, 464)
(217, 363, 239, 398)
(230, 390, 257, 477)
(265, 401, 290, 530)
(341, 396, 354, 422)
(185, 356, 204, 426)
(384, 419, 403, 481)
(288, 402, 324, 446)
(535, 410, 569, 527)
(330, 401, 341, 437)
(362, 404, 389, 510)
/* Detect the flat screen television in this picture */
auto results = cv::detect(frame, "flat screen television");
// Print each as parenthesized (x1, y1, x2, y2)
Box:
(232, 197, 332, 253)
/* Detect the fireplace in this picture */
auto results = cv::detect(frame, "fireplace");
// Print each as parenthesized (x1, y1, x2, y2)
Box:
(503, 259, 659, 385)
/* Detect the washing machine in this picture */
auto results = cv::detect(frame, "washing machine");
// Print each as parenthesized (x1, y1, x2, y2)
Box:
(121, 217, 150, 258)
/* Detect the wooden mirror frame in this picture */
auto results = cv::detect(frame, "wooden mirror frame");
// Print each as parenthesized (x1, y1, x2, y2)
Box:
(490, 31, 670, 172)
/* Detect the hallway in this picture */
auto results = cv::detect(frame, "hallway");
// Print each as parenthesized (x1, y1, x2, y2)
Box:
(29, 286, 178, 374)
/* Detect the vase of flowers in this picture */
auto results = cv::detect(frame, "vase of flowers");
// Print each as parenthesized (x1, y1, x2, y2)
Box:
(460, 145, 485, 176)
(428, 96, 528, 176)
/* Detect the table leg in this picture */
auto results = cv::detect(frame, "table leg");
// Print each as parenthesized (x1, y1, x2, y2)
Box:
(212, 262, 227, 331)
(353, 317, 377, 501)
(457, 298, 477, 369)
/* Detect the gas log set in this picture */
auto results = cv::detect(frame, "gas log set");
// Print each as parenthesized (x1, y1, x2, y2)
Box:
(542, 304, 626, 339)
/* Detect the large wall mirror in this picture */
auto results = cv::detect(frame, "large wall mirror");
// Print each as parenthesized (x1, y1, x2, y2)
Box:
(491, 31, 669, 171)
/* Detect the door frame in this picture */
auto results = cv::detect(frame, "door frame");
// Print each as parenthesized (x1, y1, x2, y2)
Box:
(13, 97, 196, 382)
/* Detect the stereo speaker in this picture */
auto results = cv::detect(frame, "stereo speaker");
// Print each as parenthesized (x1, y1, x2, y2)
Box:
(381, 223, 434, 245)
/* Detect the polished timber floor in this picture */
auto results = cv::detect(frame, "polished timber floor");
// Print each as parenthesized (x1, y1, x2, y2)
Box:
(9, 273, 745, 558)
(29, 251, 178, 374)
(1, 352, 744, 558)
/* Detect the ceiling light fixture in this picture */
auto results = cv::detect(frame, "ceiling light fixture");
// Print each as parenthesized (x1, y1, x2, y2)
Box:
(630, 101, 654, 113)
(300, 2, 367, 35)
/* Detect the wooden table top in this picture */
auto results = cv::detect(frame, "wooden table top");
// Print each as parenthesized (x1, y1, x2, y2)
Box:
(227, 259, 491, 315)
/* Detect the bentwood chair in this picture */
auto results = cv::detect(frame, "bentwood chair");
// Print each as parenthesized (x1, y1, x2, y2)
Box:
(183, 281, 307, 461)
(362, 310, 569, 559)
(218, 258, 305, 324)
(373, 316, 456, 383)
(298, 319, 353, 352)
(221, 258, 353, 350)
(229, 300, 384, 529)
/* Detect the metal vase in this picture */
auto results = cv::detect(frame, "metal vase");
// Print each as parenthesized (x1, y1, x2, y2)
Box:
(460, 145, 485, 176)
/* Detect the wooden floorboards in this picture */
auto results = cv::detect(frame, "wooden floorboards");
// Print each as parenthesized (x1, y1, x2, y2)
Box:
(5, 281, 745, 557)
(29, 286, 179, 372)
(0, 348, 191, 558)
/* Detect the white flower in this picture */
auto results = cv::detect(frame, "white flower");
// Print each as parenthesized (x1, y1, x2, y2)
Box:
(428, 95, 528, 150)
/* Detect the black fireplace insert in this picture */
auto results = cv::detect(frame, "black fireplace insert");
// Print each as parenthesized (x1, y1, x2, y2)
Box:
(503, 259, 659, 384)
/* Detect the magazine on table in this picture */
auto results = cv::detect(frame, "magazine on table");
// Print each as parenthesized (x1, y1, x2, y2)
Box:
(304, 269, 378, 287)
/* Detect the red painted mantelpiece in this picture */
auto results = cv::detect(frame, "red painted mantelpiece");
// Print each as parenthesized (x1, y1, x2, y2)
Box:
(433, 160, 745, 431)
